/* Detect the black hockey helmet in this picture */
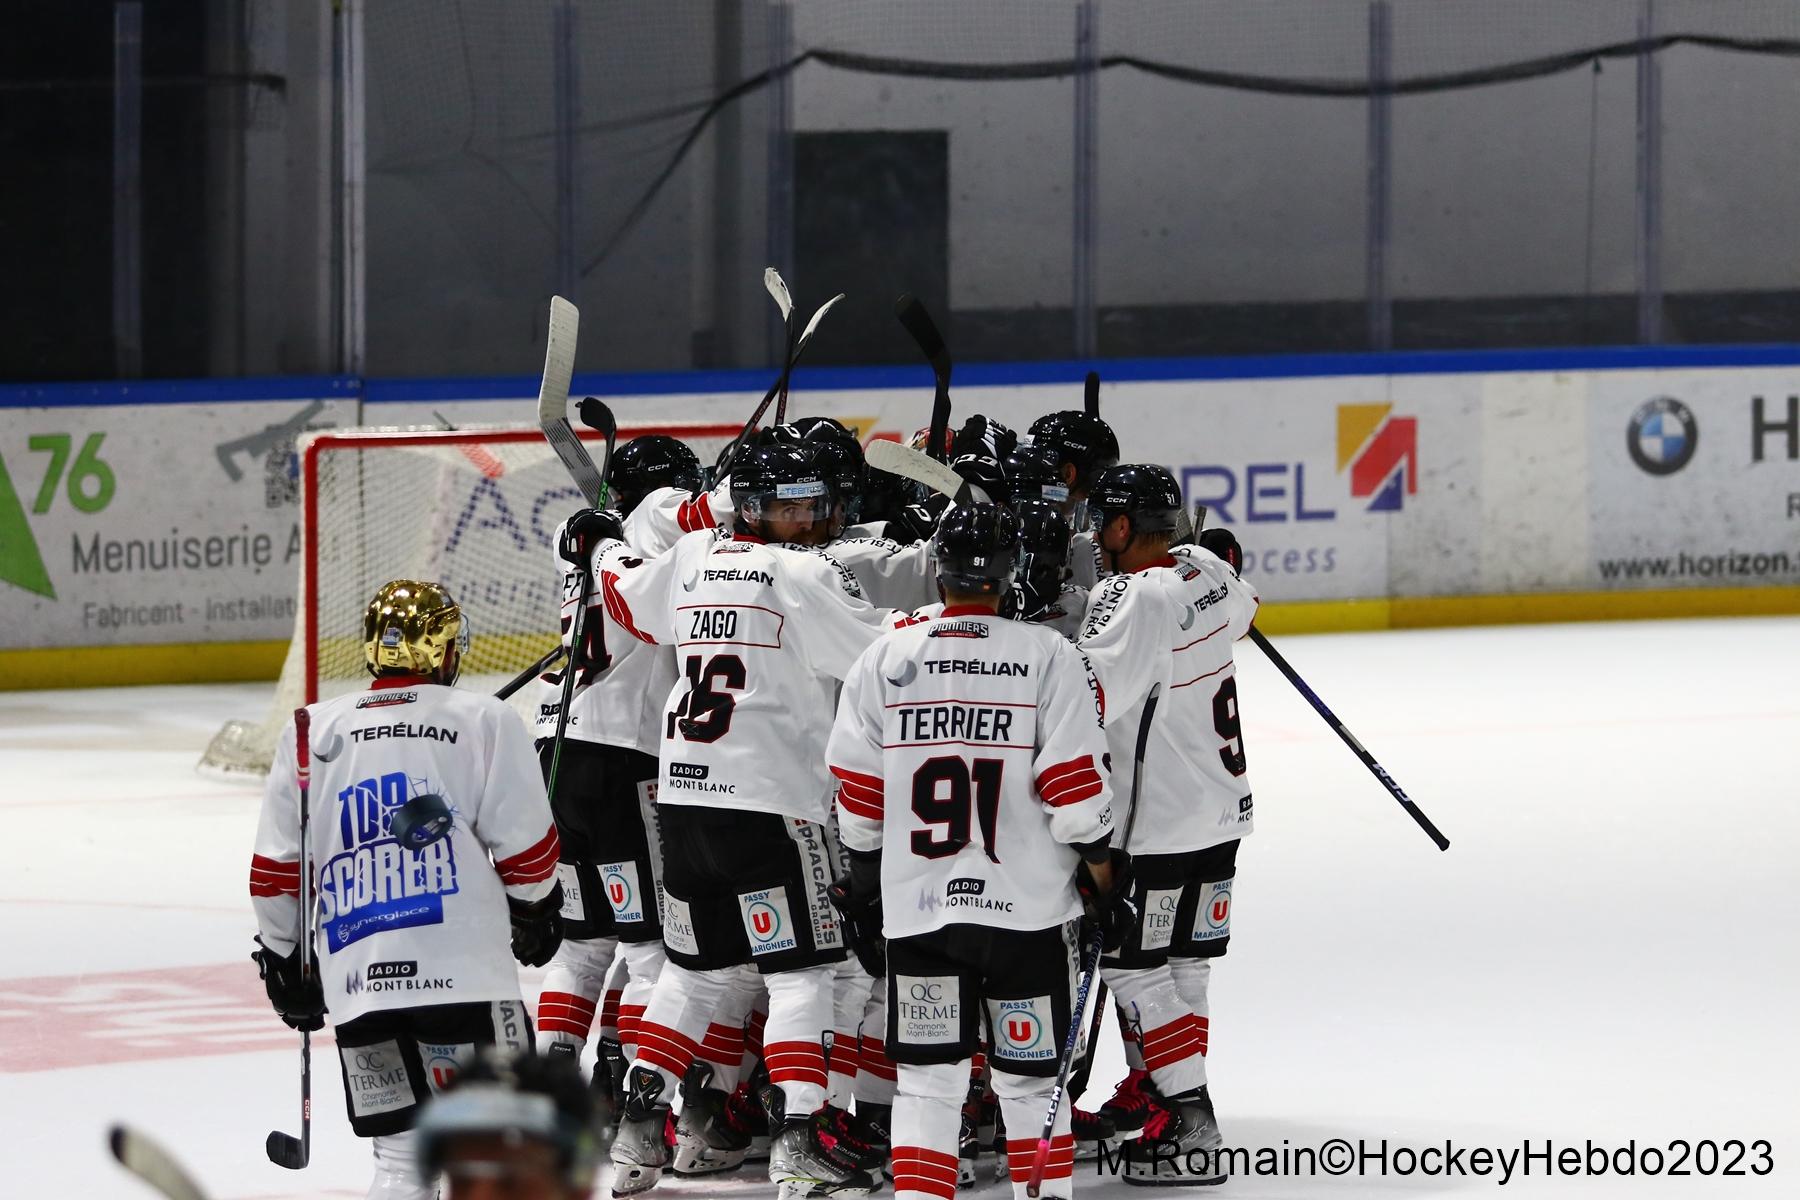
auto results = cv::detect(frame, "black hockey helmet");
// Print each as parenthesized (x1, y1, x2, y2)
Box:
(769, 419, 865, 528)
(1088, 463, 1183, 538)
(788, 415, 852, 441)
(952, 413, 1018, 462)
(607, 435, 704, 516)
(1002, 444, 1071, 509)
(728, 442, 832, 534)
(417, 1048, 599, 1192)
(1026, 411, 1120, 493)
(1010, 498, 1073, 618)
(934, 502, 1022, 597)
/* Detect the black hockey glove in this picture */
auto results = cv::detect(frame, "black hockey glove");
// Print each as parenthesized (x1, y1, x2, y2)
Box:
(1075, 847, 1137, 954)
(888, 495, 949, 545)
(509, 883, 566, 967)
(827, 858, 886, 977)
(559, 507, 624, 565)
(1196, 527, 1242, 576)
(251, 935, 325, 1032)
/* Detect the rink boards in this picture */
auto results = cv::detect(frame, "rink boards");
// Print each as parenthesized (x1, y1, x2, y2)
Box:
(3, 346, 1798, 687)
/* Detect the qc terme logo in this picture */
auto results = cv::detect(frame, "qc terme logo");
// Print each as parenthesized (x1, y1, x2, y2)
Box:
(1337, 404, 1418, 512)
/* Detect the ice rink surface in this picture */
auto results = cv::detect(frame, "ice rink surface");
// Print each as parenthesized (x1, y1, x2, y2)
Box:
(2, 616, 1796, 1199)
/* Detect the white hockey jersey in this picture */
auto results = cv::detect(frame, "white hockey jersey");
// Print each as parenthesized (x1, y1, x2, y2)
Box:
(827, 606, 1115, 939)
(600, 529, 889, 823)
(823, 535, 938, 612)
(1077, 545, 1260, 854)
(533, 518, 682, 755)
(1069, 529, 1105, 590)
(251, 681, 559, 1023)
(622, 480, 732, 558)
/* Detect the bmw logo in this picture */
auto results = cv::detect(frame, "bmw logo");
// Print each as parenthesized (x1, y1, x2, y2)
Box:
(1627, 396, 1698, 476)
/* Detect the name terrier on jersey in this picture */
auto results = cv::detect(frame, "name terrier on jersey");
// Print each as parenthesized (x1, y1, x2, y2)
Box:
(898, 703, 1017, 744)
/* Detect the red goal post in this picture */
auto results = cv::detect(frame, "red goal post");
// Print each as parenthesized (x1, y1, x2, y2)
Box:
(200, 420, 741, 776)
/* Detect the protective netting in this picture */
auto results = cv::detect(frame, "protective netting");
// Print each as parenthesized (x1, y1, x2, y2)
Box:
(359, 0, 1800, 371)
(199, 422, 738, 776)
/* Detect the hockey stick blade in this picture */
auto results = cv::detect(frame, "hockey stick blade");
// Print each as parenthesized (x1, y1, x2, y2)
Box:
(865, 439, 990, 505)
(576, 397, 619, 503)
(265, 1130, 307, 1170)
(894, 294, 953, 460)
(535, 296, 580, 428)
(576, 396, 616, 442)
(536, 297, 605, 505)
(1083, 369, 1100, 417)
(801, 293, 845, 344)
(763, 266, 794, 322)
(110, 1125, 213, 1200)
(893, 293, 950, 378)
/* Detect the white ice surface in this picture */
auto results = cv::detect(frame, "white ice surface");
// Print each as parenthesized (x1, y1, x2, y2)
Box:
(2, 617, 1796, 1199)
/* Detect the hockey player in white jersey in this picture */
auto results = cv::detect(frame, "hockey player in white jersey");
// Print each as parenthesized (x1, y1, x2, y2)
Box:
(596, 441, 891, 1197)
(250, 580, 565, 1200)
(532, 473, 681, 1140)
(1076, 466, 1260, 1186)
(827, 502, 1120, 1200)
(1024, 411, 1120, 590)
(609, 434, 732, 556)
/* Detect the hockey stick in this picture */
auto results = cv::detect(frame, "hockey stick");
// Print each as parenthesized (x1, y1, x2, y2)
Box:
(109, 1125, 213, 1200)
(1083, 369, 1100, 418)
(494, 643, 567, 702)
(576, 397, 620, 500)
(1186, 506, 1449, 852)
(734, 276, 846, 442)
(1028, 682, 1161, 1198)
(536, 296, 605, 505)
(266, 706, 313, 1170)
(1065, 977, 1109, 1101)
(864, 439, 993, 506)
(894, 294, 952, 461)
(1248, 628, 1449, 851)
(767, 268, 797, 425)
(1027, 923, 1104, 1199)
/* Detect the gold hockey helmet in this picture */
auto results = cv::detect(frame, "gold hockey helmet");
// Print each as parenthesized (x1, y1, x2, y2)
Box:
(363, 579, 468, 682)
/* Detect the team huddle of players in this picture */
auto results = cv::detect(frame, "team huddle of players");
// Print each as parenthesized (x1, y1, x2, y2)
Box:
(249, 406, 1260, 1200)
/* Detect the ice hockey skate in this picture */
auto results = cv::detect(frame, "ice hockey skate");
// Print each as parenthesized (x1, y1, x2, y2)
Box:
(671, 1063, 752, 1176)
(1121, 1084, 1226, 1187)
(761, 1085, 880, 1198)
(609, 1067, 671, 1196)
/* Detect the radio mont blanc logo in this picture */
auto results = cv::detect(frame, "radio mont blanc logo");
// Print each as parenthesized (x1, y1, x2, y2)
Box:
(1627, 396, 1698, 476)
(1337, 404, 1418, 512)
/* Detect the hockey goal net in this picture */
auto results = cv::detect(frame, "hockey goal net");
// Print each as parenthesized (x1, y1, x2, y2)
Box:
(200, 421, 740, 776)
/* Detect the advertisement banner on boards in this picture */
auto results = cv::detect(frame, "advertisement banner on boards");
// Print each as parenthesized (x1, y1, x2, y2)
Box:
(1587, 368, 1800, 590)
(0, 394, 354, 649)
(373, 372, 1481, 604)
